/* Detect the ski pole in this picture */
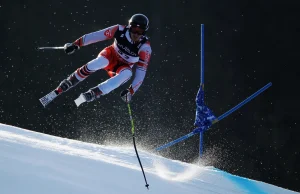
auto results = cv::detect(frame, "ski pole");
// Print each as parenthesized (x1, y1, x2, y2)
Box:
(127, 103, 149, 189)
(36, 46, 64, 50)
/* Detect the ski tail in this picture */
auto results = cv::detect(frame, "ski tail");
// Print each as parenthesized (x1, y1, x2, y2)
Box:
(39, 90, 58, 107)
(74, 94, 86, 107)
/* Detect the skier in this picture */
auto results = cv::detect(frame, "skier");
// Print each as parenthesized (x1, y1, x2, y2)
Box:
(39, 13, 152, 107)
(193, 85, 217, 133)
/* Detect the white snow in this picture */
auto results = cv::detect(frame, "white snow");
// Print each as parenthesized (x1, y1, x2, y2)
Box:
(0, 123, 298, 194)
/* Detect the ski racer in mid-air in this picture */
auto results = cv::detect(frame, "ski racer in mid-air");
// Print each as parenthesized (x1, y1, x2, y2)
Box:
(39, 13, 152, 107)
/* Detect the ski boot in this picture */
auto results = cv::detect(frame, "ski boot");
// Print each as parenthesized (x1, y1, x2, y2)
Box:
(39, 73, 80, 107)
(55, 73, 80, 95)
(74, 86, 102, 107)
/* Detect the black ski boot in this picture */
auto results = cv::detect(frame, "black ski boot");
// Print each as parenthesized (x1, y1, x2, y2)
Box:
(82, 86, 103, 102)
(55, 73, 80, 95)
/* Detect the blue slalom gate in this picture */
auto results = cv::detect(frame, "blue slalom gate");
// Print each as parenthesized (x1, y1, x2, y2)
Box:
(155, 24, 272, 153)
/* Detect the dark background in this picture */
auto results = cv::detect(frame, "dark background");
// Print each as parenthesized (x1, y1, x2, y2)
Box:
(1, 0, 299, 192)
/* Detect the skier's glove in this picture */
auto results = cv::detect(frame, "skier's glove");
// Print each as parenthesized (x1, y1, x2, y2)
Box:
(64, 43, 80, 55)
(120, 86, 134, 103)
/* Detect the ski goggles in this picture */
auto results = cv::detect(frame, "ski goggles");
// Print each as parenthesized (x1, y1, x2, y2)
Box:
(129, 24, 145, 35)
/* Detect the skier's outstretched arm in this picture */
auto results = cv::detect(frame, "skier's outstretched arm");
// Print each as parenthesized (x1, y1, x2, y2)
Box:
(64, 25, 121, 55)
(73, 25, 120, 47)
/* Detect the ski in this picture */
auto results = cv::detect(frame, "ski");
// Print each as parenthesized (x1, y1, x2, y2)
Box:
(74, 94, 86, 107)
(39, 90, 58, 107)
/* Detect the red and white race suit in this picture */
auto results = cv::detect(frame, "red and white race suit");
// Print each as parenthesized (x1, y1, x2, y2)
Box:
(72, 24, 152, 95)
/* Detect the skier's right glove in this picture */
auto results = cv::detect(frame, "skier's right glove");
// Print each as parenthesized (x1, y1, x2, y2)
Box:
(120, 86, 134, 103)
(64, 43, 80, 55)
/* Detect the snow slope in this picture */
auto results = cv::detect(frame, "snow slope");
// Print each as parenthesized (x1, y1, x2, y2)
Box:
(0, 123, 298, 194)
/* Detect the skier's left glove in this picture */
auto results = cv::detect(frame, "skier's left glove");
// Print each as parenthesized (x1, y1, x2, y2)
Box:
(64, 43, 80, 55)
(120, 85, 134, 103)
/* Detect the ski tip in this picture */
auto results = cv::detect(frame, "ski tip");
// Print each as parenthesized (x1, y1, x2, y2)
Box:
(74, 94, 86, 107)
